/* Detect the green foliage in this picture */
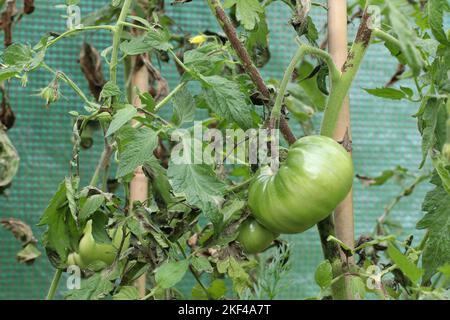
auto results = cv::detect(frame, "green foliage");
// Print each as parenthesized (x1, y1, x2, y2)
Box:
(2, 0, 448, 301)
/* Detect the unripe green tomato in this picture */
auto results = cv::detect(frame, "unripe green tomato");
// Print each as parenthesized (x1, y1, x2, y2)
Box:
(248, 135, 354, 234)
(96, 112, 112, 122)
(78, 220, 129, 269)
(67, 252, 86, 269)
(237, 218, 278, 254)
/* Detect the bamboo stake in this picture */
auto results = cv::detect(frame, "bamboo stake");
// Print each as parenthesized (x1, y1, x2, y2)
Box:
(328, 0, 355, 299)
(130, 56, 150, 298)
(328, 0, 354, 257)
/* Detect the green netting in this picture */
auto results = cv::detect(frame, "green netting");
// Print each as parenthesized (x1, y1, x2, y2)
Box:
(0, 0, 432, 299)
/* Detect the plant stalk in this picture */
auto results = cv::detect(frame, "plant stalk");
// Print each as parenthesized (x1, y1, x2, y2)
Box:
(46, 268, 62, 300)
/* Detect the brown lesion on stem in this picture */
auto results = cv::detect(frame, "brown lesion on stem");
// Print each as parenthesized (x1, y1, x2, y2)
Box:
(208, 0, 297, 145)
(338, 128, 352, 153)
(354, 9, 373, 47)
(385, 63, 405, 87)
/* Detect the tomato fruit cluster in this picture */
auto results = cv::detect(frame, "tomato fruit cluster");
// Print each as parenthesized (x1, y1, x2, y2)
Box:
(67, 220, 129, 270)
(248, 135, 353, 234)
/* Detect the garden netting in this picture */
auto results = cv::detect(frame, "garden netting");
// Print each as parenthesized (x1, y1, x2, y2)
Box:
(0, 0, 437, 299)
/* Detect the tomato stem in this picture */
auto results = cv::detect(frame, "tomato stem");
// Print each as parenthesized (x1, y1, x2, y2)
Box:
(110, 0, 133, 85)
(320, 9, 373, 137)
(270, 41, 341, 129)
(46, 268, 62, 300)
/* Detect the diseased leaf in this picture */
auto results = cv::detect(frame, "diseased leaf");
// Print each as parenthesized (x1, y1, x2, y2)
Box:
(16, 243, 41, 265)
(202, 75, 253, 129)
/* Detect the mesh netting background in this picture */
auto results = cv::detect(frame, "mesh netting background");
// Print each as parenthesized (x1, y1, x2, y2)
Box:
(0, 0, 432, 299)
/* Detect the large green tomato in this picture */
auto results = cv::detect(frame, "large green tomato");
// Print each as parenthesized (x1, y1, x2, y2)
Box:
(78, 220, 129, 268)
(248, 135, 353, 234)
(237, 218, 278, 254)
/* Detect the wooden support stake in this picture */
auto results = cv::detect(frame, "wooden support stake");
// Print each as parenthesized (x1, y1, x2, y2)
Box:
(328, 0, 355, 299)
(130, 56, 149, 298)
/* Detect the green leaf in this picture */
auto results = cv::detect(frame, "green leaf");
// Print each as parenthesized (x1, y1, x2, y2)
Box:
(428, 0, 450, 45)
(106, 105, 138, 137)
(191, 256, 213, 273)
(314, 260, 333, 289)
(202, 75, 253, 129)
(113, 286, 140, 300)
(139, 91, 156, 112)
(348, 276, 366, 300)
(226, 257, 252, 295)
(432, 156, 450, 194)
(387, 244, 424, 284)
(183, 43, 226, 76)
(100, 81, 121, 99)
(417, 179, 450, 281)
(38, 180, 74, 259)
(364, 87, 406, 100)
(172, 86, 195, 126)
(120, 28, 173, 55)
(79, 194, 105, 221)
(144, 28, 173, 51)
(208, 279, 227, 299)
(116, 127, 158, 177)
(2, 43, 33, 67)
(387, 2, 424, 76)
(65, 272, 114, 300)
(91, 212, 111, 244)
(155, 260, 189, 289)
(418, 98, 440, 168)
(167, 162, 226, 229)
(0, 67, 20, 82)
(192, 279, 227, 300)
(224, 0, 263, 30)
(294, 61, 326, 110)
(65, 176, 79, 221)
(120, 35, 148, 55)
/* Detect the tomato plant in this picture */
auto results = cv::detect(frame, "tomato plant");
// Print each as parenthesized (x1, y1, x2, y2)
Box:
(0, 0, 448, 301)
